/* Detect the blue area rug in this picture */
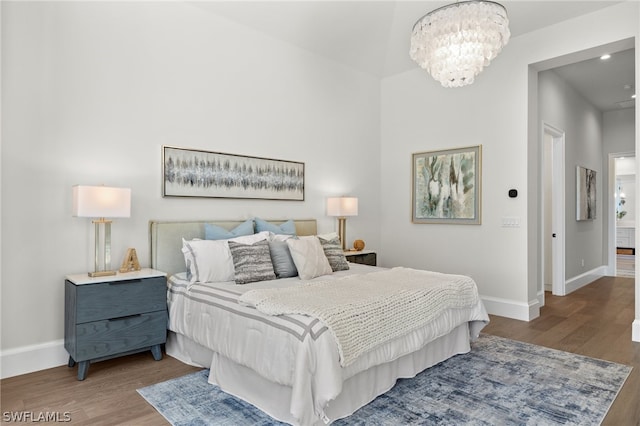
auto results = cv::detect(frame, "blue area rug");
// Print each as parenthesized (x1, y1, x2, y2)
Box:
(137, 334, 631, 425)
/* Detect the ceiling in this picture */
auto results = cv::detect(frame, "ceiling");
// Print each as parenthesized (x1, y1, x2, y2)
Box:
(189, 1, 635, 111)
(552, 48, 635, 112)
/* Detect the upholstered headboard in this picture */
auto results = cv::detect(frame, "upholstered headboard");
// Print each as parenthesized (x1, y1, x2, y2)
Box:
(149, 219, 317, 277)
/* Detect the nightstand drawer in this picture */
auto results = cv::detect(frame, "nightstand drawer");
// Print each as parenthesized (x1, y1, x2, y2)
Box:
(345, 252, 377, 266)
(72, 311, 167, 361)
(72, 277, 166, 323)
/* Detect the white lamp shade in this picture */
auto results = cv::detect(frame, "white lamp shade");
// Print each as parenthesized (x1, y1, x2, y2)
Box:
(327, 197, 358, 217)
(72, 185, 131, 218)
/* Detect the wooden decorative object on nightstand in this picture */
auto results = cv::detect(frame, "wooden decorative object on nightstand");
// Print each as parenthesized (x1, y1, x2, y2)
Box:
(344, 249, 377, 266)
(64, 268, 167, 380)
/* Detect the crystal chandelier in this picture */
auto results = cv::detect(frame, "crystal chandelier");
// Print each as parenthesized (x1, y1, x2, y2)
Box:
(410, 1, 510, 88)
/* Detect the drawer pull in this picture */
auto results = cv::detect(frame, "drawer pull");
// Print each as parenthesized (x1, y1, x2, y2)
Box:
(109, 314, 142, 322)
(109, 279, 143, 285)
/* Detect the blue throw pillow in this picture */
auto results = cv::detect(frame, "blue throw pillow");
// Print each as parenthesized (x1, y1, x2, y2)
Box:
(268, 240, 298, 278)
(205, 219, 254, 240)
(254, 218, 296, 236)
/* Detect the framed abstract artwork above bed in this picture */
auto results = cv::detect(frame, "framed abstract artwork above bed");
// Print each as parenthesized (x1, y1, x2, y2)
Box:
(162, 145, 305, 200)
(412, 145, 482, 224)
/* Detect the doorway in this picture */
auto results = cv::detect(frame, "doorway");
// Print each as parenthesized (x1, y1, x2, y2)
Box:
(543, 123, 566, 297)
(613, 155, 636, 278)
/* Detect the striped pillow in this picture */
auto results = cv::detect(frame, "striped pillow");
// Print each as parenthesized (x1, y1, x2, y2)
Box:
(228, 240, 276, 284)
(319, 237, 350, 272)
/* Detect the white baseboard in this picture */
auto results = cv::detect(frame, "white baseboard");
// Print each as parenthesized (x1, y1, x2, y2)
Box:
(543, 266, 606, 296)
(538, 289, 545, 308)
(565, 266, 607, 294)
(633, 320, 640, 342)
(481, 295, 540, 321)
(0, 339, 68, 379)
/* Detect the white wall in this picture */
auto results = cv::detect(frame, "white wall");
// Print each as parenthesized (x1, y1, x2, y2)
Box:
(606, 110, 636, 228)
(636, 5, 640, 342)
(0, 2, 381, 377)
(606, 109, 637, 154)
(380, 2, 639, 321)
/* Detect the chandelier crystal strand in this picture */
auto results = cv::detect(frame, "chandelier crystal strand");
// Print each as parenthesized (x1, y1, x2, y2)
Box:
(410, 1, 510, 88)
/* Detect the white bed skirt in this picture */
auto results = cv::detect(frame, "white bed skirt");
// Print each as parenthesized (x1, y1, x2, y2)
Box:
(166, 323, 471, 425)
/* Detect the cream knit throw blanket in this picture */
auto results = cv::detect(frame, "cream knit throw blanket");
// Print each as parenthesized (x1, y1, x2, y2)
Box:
(239, 267, 480, 367)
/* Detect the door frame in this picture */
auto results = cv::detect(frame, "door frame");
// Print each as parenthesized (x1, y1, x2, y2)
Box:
(542, 122, 566, 296)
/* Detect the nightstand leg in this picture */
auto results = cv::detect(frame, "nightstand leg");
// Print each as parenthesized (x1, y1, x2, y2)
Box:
(68, 356, 76, 368)
(77, 361, 90, 381)
(150, 344, 163, 361)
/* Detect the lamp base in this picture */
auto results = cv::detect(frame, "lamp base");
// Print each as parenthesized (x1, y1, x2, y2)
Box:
(88, 270, 117, 278)
(90, 218, 115, 278)
(337, 217, 347, 251)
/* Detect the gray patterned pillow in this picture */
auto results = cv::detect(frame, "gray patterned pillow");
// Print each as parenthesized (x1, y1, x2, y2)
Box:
(228, 240, 276, 284)
(319, 237, 350, 272)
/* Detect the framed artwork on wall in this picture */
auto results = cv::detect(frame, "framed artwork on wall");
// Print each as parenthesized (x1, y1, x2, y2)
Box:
(576, 165, 596, 221)
(162, 146, 304, 200)
(412, 145, 482, 224)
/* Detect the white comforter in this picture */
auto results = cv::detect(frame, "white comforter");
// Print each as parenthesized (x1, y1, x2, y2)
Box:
(167, 264, 489, 425)
(240, 267, 481, 367)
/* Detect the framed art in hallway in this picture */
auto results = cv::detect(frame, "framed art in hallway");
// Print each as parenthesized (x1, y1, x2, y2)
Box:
(576, 165, 596, 221)
(412, 145, 481, 225)
(162, 146, 304, 200)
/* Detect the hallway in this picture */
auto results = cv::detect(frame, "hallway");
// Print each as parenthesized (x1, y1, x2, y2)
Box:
(616, 254, 635, 278)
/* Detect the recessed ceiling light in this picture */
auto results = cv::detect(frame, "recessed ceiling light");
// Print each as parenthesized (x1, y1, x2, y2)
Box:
(633, 94, 637, 99)
(600, 54, 611, 60)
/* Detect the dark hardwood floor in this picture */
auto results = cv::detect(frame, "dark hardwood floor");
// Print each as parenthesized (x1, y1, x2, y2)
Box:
(1, 276, 638, 425)
(0, 352, 201, 425)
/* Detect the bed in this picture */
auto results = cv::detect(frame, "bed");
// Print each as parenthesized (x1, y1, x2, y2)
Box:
(149, 219, 489, 426)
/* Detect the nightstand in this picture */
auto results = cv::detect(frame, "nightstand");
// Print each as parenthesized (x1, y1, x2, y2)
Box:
(64, 268, 167, 380)
(344, 250, 377, 266)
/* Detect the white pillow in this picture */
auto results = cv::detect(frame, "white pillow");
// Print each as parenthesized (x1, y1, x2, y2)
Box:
(231, 230, 271, 245)
(270, 232, 294, 242)
(181, 231, 271, 285)
(317, 231, 339, 241)
(182, 238, 234, 284)
(286, 236, 333, 280)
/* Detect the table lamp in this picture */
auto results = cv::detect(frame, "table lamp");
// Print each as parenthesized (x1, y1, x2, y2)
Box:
(72, 185, 131, 277)
(327, 196, 358, 250)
